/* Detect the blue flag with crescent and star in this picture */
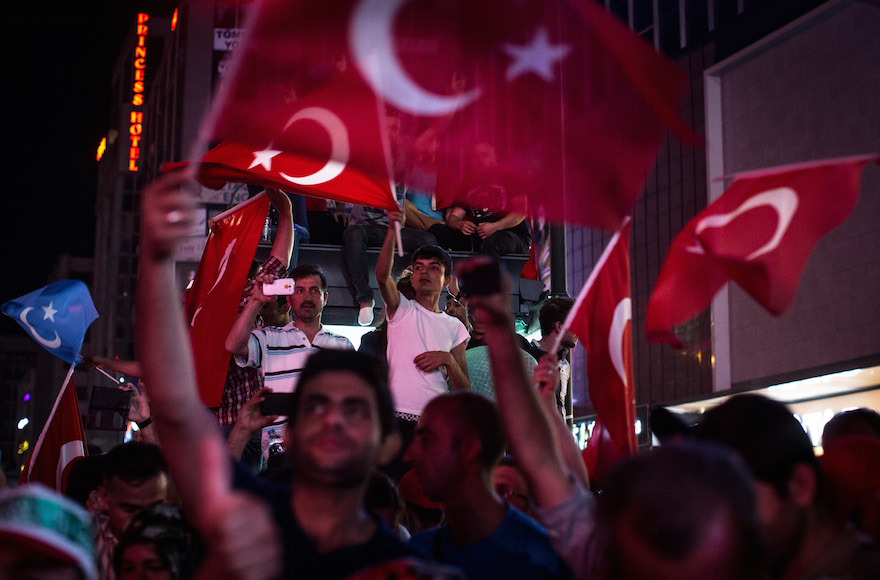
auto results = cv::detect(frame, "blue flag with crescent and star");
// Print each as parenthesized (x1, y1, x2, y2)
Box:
(1, 280, 99, 365)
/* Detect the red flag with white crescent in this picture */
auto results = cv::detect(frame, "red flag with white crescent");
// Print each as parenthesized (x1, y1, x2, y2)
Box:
(194, 0, 695, 231)
(177, 73, 398, 211)
(564, 217, 637, 458)
(185, 194, 271, 407)
(19, 367, 88, 493)
(646, 154, 880, 347)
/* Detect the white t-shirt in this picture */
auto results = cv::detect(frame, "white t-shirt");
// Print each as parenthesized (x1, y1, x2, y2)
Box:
(386, 295, 470, 416)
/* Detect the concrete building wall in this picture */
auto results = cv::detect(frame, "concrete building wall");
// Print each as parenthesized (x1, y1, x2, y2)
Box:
(707, 0, 880, 388)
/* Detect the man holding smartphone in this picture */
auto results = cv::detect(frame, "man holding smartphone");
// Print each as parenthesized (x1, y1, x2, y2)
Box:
(225, 264, 353, 395)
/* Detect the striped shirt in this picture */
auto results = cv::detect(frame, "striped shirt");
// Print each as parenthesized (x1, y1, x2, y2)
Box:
(235, 323, 354, 393)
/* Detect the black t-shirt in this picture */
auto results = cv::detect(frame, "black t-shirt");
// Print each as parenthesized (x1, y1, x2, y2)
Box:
(232, 462, 446, 579)
(460, 168, 530, 240)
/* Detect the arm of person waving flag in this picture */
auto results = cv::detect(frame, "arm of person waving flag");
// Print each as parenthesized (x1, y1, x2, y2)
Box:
(136, 171, 281, 580)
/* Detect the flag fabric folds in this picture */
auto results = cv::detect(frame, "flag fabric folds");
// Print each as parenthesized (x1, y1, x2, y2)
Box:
(581, 419, 626, 489)
(646, 154, 879, 347)
(176, 73, 399, 211)
(20, 368, 88, 494)
(564, 217, 637, 458)
(196, 0, 694, 231)
(1, 280, 99, 365)
(184, 193, 272, 407)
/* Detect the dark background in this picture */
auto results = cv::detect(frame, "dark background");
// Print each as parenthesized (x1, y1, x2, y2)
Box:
(2, 4, 151, 336)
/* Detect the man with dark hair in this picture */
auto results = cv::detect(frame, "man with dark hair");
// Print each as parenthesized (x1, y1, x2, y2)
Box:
(822, 407, 880, 448)
(525, 297, 577, 418)
(592, 441, 763, 579)
(95, 441, 169, 580)
(226, 263, 353, 395)
(136, 172, 456, 580)
(405, 392, 570, 579)
(696, 394, 880, 579)
(377, 213, 470, 463)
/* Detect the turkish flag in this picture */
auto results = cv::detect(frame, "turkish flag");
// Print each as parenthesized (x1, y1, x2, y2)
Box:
(185, 194, 271, 407)
(581, 419, 626, 490)
(565, 217, 637, 458)
(180, 73, 398, 211)
(20, 369, 88, 494)
(646, 154, 879, 347)
(197, 0, 695, 231)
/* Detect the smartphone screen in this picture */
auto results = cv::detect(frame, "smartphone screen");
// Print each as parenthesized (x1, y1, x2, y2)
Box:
(259, 392, 295, 416)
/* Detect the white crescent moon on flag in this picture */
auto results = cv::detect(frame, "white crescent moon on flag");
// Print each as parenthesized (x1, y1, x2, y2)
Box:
(687, 187, 799, 261)
(609, 298, 632, 387)
(279, 107, 350, 186)
(56, 440, 85, 491)
(349, 0, 480, 115)
(208, 238, 238, 295)
(19, 307, 62, 349)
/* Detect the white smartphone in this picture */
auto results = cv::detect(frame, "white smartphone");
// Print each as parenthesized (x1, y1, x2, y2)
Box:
(263, 278, 294, 295)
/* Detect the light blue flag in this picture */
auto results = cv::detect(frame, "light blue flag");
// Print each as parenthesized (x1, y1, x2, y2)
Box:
(1, 280, 99, 365)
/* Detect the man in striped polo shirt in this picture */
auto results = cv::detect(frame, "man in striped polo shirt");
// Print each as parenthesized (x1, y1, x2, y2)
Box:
(225, 264, 353, 395)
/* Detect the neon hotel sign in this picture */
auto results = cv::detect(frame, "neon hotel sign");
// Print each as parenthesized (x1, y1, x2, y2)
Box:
(129, 13, 149, 172)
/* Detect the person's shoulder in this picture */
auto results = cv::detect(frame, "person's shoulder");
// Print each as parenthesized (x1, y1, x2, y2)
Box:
(315, 329, 354, 349)
(261, 323, 307, 341)
(406, 526, 442, 556)
(504, 506, 550, 535)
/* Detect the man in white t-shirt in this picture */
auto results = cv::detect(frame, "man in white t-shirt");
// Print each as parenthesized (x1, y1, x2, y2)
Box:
(376, 210, 470, 476)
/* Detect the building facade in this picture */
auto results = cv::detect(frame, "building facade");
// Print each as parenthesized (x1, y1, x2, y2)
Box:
(85, 0, 878, 456)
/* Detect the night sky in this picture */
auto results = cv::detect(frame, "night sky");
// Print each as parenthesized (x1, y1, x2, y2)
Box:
(2, 5, 133, 336)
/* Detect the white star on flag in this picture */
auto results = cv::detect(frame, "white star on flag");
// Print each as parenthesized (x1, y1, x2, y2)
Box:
(41, 302, 58, 322)
(501, 27, 571, 83)
(249, 146, 282, 171)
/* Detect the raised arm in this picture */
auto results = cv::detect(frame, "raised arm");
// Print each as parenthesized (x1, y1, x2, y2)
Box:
(375, 209, 403, 317)
(534, 354, 589, 490)
(266, 188, 293, 267)
(83, 355, 143, 378)
(136, 172, 280, 580)
(225, 275, 273, 358)
(136, 171, 234, 520)
(468, 277, 573, 509)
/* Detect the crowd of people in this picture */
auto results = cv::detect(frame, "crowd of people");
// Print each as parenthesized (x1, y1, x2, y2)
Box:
(2, 171, 879, 580)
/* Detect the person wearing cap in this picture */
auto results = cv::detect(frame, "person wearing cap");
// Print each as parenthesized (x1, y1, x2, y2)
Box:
(0, 483, 97, 580)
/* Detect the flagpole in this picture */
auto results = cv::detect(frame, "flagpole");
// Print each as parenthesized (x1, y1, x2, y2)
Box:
(95, 366, 122, 385)
(25, 364, 76, 482)
(208, 190, 268, 227)
(394, 182, 404, 258)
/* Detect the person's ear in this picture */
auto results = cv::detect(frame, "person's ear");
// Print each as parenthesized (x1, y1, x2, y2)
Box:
(787, 463, 817, 508)
(378, 432, 403, 466)
(87, 489, 104, 513)
(457, 435, 482, 466)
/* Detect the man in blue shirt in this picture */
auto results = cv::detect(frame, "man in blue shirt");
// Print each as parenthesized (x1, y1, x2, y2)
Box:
(405, 392, 572, 579)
